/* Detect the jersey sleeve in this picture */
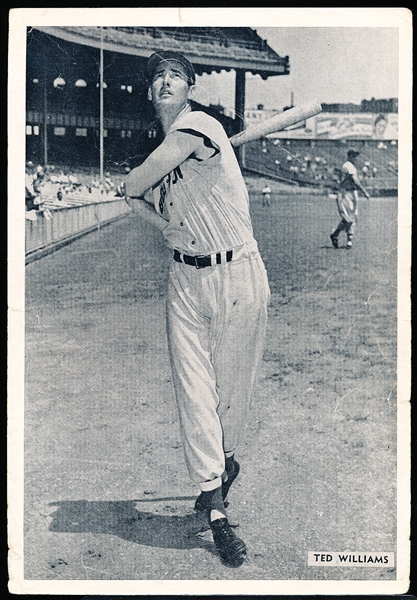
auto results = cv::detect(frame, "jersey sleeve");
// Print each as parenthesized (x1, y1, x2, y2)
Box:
(174, 128, 220, 160)
(342, 161, 357, 176)
(167, 111, 227, 155)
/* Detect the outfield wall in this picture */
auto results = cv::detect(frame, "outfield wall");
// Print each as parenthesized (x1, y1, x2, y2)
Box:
(25, 198, 131, 264)
(244, 111, 399, 141)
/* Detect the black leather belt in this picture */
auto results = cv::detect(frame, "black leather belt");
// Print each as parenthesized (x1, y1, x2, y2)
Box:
(173, 249, 233, 269)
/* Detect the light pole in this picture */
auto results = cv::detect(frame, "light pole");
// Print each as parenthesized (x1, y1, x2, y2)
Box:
(99, 27, 104, 185)
(43, 62, 48, 167)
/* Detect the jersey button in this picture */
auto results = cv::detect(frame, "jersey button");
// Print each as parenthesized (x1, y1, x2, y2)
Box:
(169, 202, 173, 206)
(180, 222, 183, 226)
(191, 241, 195, 245)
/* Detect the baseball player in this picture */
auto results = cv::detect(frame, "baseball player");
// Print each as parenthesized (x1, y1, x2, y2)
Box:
(125, 51, 270, 567)
(262, 184, 271, 206)
(330, 149, 370, 249)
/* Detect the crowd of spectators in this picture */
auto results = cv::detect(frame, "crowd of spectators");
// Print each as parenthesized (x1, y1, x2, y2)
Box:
(25, 137, 398, 222)
(25, 162, 128, 220)
(254, 138, 398, 191)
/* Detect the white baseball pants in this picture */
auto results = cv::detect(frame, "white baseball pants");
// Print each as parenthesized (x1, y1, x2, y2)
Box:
(166, 241, 270, 492)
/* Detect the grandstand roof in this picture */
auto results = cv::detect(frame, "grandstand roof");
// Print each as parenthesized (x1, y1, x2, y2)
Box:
(33, 26, 289, 79)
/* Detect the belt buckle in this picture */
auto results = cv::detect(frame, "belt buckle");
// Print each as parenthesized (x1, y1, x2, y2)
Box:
(195, 255, 211, 269)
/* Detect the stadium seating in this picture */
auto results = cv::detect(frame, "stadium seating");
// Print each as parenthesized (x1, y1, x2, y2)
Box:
(243, 137, 398, 194)
(26, 164, 127, 211)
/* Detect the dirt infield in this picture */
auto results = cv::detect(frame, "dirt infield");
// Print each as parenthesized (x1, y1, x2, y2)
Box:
(22, 177, 398, 586)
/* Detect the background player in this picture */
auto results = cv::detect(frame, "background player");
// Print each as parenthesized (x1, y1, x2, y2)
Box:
(262, 184, 271, 206)
(330, 148, 370, 249)
(124, 51, 270, 568)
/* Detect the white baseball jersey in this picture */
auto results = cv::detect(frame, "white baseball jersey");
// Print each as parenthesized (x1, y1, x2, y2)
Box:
(340, 160, 357, 192)
(152, 109, 255, 256)
(152, 108, 270, 492)
(336, 160, 359, 223)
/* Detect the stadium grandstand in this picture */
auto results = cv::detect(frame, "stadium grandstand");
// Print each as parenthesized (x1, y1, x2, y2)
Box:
(243, 135, 398, 196)
(243, 99, 398, 196)
(24, 26, 289, 259)
(26, 26, 289, 170)
(25, 26, 397, 261)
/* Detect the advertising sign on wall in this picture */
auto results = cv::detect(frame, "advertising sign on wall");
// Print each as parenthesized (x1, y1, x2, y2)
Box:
(269, 112, 398, 140)
(314, 112, 398, 140)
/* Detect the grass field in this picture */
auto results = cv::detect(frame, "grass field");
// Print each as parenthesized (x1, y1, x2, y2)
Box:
(21, 176, 400, 588)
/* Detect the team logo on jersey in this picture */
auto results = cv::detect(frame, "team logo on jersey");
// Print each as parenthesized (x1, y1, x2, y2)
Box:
(158, 166, 183, 214)
(159, 181, 167, 214)
(171, 166, 183, 184)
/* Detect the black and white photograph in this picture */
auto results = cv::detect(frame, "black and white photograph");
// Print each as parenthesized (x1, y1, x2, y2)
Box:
(8, 7, 412, 595)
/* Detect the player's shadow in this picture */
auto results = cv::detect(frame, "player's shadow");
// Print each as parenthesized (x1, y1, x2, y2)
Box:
(48, 497, 217, 555)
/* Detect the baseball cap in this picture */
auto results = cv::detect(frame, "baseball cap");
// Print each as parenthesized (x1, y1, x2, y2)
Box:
(145, 51, 196, 86)
(347, 149, 360, 158)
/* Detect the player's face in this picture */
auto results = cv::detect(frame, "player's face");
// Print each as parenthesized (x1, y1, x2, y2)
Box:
(149, 61, 195, 111)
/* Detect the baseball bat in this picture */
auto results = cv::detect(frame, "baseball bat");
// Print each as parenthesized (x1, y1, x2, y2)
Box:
(229, 100, 322, 147)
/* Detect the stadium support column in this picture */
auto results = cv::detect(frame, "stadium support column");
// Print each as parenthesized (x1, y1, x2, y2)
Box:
(43, 62, 48, 167)
(234, 69, 246, 166)
(99, 27, 104, 185)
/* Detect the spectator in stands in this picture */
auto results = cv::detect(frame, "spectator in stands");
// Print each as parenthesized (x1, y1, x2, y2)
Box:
(69, 173, 79, 187)
(291, 165, 299, 179)
(60, 171, 69, 186)
(115, 182, 126, 198)
(104, 172, 115, 194)
(25, 161, 41, 214)
(388, 160, 398, 175)
(33, 167, 45, 195)
(25, 161, 53, 219)
(25, 163, 36, 211)
(330, 149, 370, 250)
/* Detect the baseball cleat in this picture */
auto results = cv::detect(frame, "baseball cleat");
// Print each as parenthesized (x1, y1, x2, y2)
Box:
(330, 233, 338, 248)
(209, 517, 247, 567)
(346, 240, 353, 249)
